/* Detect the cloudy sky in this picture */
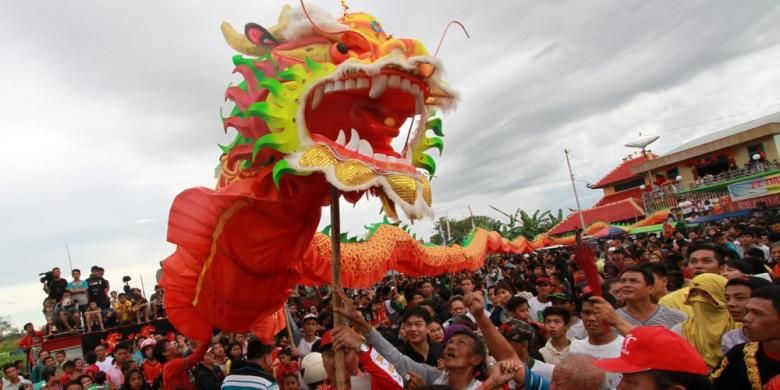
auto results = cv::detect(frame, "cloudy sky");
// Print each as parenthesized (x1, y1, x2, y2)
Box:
(1, 0, 779, 328)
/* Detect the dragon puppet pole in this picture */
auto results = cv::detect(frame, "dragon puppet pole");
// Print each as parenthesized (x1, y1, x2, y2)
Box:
(329, 186, 348, 390)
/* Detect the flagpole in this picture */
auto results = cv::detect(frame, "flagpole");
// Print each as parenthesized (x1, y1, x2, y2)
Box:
(329, 186, 347, 390)
(65, 244, 74, 273)
(565, 149, 588, 231)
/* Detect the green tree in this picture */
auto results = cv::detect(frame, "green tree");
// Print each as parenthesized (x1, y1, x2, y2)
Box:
(491, 207, 564, 239)
(429, 215, 502, 245)
(0, 316, 21, 340)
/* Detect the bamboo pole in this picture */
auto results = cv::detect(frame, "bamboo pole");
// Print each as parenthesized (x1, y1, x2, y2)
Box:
(329, 187, 347, 390)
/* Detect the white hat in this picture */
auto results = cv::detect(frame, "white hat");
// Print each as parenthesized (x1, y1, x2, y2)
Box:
(301, 352, 327, 385)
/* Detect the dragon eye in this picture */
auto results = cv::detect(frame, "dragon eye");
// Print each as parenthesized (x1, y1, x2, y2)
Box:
(336, 42, 349, 55)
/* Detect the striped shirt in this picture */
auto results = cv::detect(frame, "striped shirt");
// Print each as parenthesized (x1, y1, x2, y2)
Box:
(221, 364, 278, 390)
(618, 305, 687, 328)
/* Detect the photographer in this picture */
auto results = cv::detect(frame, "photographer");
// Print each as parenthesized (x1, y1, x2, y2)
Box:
(42, 267, 68, 303)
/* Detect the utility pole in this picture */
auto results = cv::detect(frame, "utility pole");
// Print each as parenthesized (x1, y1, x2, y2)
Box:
(467, 205, 476, 230)
(445, 213, 452, 243)
(564, 149, 587, 231)
(65, 244, 74, 273)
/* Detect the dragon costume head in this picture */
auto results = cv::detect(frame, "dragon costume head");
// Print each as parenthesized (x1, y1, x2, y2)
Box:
(219, 3, 457, 220)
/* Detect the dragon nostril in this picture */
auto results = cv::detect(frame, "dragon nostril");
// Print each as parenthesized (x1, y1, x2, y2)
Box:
(336, 42, 349, 55)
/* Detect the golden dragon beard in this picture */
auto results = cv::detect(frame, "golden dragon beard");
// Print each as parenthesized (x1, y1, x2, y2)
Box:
(220, 5, 456, 220)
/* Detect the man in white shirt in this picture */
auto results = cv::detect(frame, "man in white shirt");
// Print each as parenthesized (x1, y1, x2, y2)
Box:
(548, 292, 586, 340)
(94, 345, 114, 372)
(569, 296, 624, 388)
(528, 278, 553, 322)
(538, 306, 571, 365)
(2, 364, 32, 390)
(296, 314, 321, 357)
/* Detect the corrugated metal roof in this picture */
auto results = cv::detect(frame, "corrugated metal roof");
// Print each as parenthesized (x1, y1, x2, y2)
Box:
(665, 111, 780, 154)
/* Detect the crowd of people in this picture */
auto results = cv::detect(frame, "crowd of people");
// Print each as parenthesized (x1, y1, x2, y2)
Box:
(36, 266, 165, 336)
(6, 209, 780, 389)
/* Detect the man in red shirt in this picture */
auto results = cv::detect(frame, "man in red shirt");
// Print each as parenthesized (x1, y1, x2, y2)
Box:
(153, 336, 206, 390)
(17, 323, 44, 365)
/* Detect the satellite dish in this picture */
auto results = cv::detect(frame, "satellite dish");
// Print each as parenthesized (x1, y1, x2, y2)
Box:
(625, 135, 660, 149)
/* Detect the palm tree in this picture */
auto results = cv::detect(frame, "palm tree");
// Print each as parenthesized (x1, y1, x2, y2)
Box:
(491, 207, 564, 239)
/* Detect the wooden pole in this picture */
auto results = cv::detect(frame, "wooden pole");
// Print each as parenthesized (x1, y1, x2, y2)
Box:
(283, 304, 296, 348)
(329, 187, 348, 390)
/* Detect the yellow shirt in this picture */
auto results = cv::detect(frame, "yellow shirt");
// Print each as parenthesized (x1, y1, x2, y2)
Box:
(114, 300, 133, 322)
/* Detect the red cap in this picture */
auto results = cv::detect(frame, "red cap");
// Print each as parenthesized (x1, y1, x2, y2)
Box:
(319, 330, 333, 348)
(535, 277, 551, 285)
(592, 326, 708, 375)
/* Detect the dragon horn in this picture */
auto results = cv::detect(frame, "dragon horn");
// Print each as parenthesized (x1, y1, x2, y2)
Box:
(221, 5, 292, 57)
(221, 22, 269, 56)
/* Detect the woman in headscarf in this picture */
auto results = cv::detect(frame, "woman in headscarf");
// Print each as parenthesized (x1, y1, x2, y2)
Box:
(677, 273, 739, 368)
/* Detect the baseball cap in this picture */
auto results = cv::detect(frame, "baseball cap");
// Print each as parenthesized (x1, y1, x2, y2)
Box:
(546, 292, 570, 301)
(535, 277, 551, 286)
(592, 326, 708, 375)
(319, 329, 333, 349)
(302, 313, 318, 322)
(499, 320, 534, 344)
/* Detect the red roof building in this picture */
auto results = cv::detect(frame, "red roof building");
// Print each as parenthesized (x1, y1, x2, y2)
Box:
(593, 187, 643, 207)
(591, 154, 654, 188)
(549, 154, 653, 236)
(548, 198, 645, 235)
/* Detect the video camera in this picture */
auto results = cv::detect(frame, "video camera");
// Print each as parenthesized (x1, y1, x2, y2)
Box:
(39, 271, 53, 284)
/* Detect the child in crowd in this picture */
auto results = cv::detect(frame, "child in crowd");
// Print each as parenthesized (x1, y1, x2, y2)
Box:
(131, 294, 150, 324)
(84, 301, 105, 332)
(274, 348, 299, 384)
(114, 293, 134, 327)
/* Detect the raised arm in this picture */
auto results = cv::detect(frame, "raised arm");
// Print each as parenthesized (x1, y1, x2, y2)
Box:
(590, 296, 634, 336)
(183, 341, 208, 369)
(465, 293, 517, 361)
(332, 290, 439, 383)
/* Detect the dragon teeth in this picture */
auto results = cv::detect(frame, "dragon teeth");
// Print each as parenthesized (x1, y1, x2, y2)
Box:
(400, 79, 411, 92)
(356, 78, 369, 89)
(333, 79, 345, 91)
(344, 79, 356, 90)
(369, 75, 388, 99)
(312, 86, 324, 110)
(358, 139, 373, 157)
(388, 75, 401, 88)
(335, 129, 346, 145)
(373, 153, 387, 162)
(323, 82, 334, 94)
(345, 128, 360, 151)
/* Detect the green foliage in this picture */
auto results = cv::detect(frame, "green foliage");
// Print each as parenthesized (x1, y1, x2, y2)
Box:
(0, 316, 23, 363)
(0, 317, 21, 340)
(495, 208, 564, 239)
(428, 215, 502, 245)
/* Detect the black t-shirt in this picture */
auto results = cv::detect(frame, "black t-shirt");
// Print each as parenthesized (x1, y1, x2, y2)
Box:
(398, 341, 444, 367)
(87, 277, 109, 307)
(47, 278, 68, 302)
(712, 342, 780, 389)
